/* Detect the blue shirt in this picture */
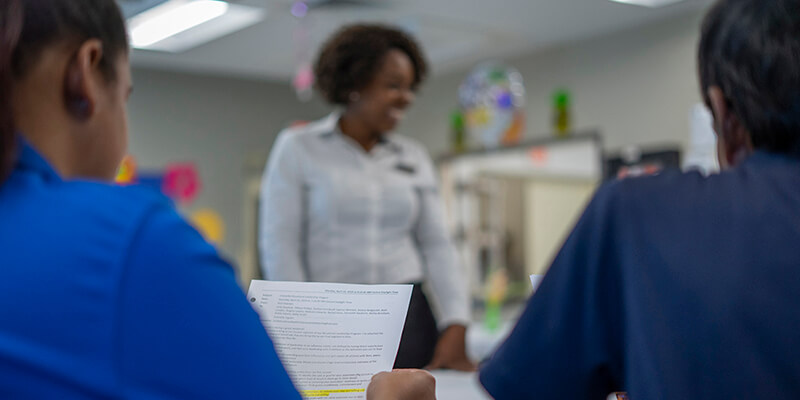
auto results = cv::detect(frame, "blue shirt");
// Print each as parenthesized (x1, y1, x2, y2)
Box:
(480, 151, 800, 399)
(0, 142, 300, 399)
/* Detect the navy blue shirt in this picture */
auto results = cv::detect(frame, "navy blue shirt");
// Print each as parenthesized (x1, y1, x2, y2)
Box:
(480, 151, 800, 398)
(0, 142, 301, 399)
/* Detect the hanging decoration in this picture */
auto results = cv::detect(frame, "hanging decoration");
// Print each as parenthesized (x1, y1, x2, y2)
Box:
(459, 62, 526, 149)
(291, 1, 315, 101)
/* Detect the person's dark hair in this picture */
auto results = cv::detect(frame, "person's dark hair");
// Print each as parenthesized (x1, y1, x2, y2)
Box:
(0, 0, 129, 183)
(314, 24, 428, 105)
(699, 0, 800, 156)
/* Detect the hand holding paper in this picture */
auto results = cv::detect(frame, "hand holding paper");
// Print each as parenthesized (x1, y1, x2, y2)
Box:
(367, 370, 436, 400)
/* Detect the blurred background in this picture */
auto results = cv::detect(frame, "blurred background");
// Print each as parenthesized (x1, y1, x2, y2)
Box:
(117, 0, 717, 299)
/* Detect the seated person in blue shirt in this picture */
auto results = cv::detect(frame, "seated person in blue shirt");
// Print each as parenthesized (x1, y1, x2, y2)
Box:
(0, 0, 433, 399)
(479, 0, 800, 398)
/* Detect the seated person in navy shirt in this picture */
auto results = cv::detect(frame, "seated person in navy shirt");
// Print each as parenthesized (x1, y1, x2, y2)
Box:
(480, 0, 800, 398)
(0, 0, 433, 399)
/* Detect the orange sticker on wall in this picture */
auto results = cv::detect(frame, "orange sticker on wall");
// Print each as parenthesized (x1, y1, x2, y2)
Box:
(190, 208, 225, 244)
(115, 155, 137, 184)
(528, 147, 549, 165)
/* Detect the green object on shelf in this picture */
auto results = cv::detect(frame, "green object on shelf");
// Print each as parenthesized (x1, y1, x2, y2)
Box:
(450, 110, 467, 153)
(484, 300, 502, 333)
(451, 110, 465, 130)
(552, 89, 572, 137)
(553, 90, 571, 108)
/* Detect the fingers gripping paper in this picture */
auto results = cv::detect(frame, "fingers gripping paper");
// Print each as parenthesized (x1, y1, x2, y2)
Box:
(247, 281, 413, 399)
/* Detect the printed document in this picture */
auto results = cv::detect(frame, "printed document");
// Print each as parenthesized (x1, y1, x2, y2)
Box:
(247, 280, 413, 399)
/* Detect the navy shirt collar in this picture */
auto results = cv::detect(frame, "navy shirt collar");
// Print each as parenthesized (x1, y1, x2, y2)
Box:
(743, 149, 800, 169)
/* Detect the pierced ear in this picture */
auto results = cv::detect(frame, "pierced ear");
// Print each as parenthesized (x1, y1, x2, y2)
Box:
(63, 40, 104, 121)
(64, 57, 92, 120)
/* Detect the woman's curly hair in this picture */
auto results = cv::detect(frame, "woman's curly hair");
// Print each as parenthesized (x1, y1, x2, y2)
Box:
(314, 24, 428, 105)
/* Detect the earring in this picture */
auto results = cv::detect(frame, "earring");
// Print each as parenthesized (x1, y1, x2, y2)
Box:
(68, 97, 91, 119)
(349, 92, 361, 103)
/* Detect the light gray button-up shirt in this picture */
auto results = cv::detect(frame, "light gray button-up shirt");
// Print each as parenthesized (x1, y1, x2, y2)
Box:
(259, 113, 470, 328)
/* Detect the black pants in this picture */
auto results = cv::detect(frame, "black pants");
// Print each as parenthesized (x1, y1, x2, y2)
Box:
(393, 283, 439, 369)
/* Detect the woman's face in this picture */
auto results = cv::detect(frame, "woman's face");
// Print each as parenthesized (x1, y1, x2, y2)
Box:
(349, 49, 416, 134)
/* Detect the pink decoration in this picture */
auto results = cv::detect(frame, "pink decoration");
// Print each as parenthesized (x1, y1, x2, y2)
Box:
(293, 64, 314, 92)
(162, 163, 201, 205)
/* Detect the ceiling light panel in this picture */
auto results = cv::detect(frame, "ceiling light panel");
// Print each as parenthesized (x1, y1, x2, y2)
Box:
(608, 0, 688, 8)
(128, 0, 266, 52)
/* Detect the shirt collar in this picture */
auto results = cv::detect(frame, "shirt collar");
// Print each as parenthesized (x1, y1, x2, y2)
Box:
(319, 112, 402, 154)
(317, 112, 342, 138)
(15, 137, 62, 182)
(743, 149, 800, 168)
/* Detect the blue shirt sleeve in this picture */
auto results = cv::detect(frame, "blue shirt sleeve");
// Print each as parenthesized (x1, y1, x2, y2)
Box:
(479, 183, 626, 399)
(117, 204, 301, 399)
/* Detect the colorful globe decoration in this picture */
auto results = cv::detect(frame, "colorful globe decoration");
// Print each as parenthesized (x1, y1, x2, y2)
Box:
(459, 63, 526, 148)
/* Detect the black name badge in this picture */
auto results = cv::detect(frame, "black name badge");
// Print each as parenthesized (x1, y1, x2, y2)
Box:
(395, 163, 416, 174)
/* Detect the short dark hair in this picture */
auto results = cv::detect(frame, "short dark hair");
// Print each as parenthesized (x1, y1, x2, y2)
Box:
(314, 24, 428, 105)
(0, 0, 128, 183)
(698, 0, 800, 156)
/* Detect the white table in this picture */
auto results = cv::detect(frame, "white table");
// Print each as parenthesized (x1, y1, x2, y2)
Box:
(466, 321, 515, 363)
(431, 371, 491, 400)
(432, 304, 523, 400)
(432, 370, 626, 400)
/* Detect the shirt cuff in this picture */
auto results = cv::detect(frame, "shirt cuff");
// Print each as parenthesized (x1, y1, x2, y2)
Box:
(437, 306, 472, 330)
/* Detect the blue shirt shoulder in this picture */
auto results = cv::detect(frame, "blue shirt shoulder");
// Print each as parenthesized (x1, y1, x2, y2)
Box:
(480, 153, 800, 399)
(0, 143, 299, 399)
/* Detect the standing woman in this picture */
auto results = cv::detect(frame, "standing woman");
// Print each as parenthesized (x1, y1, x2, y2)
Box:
(259, 25, 473, 370)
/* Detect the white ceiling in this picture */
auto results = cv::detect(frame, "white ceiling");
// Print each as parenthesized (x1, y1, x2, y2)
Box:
(129, 0, 714, 82)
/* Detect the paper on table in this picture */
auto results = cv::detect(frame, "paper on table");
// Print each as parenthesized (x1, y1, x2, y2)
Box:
(247, 280, 413, 400)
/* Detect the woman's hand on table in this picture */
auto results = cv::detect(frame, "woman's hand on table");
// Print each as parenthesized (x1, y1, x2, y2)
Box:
(367, 369, 436, 400)
(425, 324, 476, 372)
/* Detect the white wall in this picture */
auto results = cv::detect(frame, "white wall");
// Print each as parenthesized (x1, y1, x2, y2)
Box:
(127, 68, 327, 262)
(397, 10, 707, 157)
